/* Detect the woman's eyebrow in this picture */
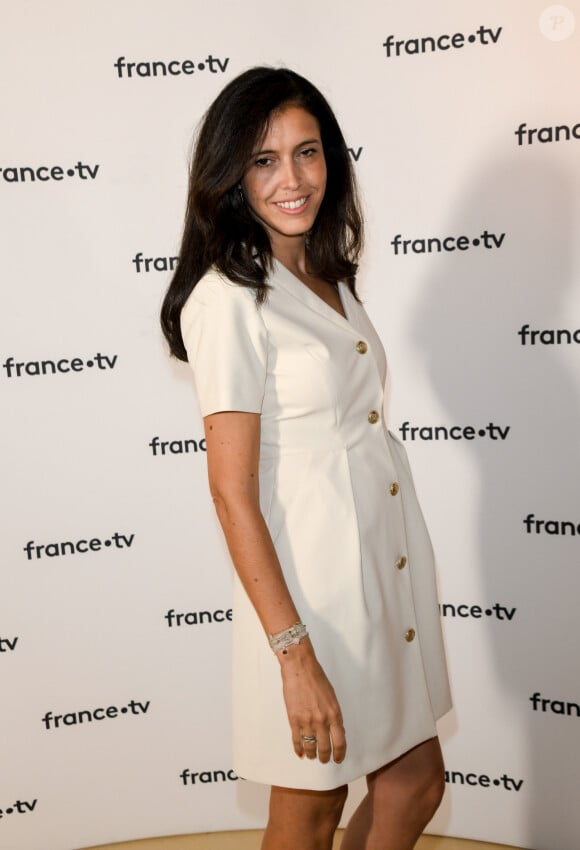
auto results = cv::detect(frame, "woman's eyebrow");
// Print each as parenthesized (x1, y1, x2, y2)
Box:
(251, 138, 321, 157)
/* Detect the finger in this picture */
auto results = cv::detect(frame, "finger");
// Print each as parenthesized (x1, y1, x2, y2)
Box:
(292, 724, 305, 759)
(301, 730, 318, 760)
(315, 727, 332, 764)
(310, 718, 333, 764)
(330, 721, 347, 763)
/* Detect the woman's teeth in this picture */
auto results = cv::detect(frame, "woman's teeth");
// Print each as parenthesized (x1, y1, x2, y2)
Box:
(276, 197, 307, 210)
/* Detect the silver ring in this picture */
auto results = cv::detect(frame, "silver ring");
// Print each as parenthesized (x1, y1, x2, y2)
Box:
(302, 735, 317, 744)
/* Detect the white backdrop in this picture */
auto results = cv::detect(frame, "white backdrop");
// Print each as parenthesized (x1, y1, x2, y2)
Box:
(1, 2, 579, 849)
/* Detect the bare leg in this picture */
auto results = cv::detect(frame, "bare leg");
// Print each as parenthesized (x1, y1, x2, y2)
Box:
(340, 737, 445, 850)
(261, 783, 348, 850)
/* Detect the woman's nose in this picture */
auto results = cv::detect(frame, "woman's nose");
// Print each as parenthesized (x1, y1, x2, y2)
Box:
(279, 157, 301, 189)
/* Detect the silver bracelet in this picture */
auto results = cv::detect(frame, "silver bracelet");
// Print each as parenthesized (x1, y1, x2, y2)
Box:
(268, 621, 308, 655)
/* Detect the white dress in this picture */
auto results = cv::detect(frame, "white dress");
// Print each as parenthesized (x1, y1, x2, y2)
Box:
(181, 260, 452, 790)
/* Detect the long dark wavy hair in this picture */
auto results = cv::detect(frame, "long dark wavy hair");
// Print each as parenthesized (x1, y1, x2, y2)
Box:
(160, 66, 364, 361)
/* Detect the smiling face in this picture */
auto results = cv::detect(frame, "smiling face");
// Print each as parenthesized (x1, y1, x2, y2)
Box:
(241, 105, 327, 256)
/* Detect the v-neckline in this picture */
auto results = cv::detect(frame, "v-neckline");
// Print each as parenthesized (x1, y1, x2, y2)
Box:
(272, 259, 354, 332)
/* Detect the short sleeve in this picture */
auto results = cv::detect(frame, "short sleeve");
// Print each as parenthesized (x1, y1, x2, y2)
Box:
(180, 270, 268, 417)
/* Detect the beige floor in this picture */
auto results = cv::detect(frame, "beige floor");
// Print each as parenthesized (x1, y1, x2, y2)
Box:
(86, 831, 523, 850)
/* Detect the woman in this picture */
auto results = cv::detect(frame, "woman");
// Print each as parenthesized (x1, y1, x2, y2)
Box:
(161, 67, 451, 850)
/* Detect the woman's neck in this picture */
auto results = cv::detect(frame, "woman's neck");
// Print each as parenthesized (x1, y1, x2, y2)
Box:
(271, 234, 309, 278)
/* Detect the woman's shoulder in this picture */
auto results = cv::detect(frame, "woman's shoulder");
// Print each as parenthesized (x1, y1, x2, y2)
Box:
(180, 268, 263, 336)
(188, 267, 250, 303)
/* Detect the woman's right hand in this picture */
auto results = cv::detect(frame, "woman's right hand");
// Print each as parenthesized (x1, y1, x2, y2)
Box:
(278, 638, 347, 764)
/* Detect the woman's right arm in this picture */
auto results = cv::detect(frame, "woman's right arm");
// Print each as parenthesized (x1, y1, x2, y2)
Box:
(203, 409, 346, 765)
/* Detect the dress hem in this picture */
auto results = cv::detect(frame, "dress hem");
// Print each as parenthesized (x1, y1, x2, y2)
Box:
(233, 708, 451, 791)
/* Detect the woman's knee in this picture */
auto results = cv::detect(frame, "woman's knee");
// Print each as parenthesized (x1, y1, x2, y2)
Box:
(408, 744, 445, 822)
(317, 784, 348, 835)
(268, 783, 348, 836)
(370, 738, 446, 825)
(304, 784, 349, 834)
(418, 761, 445, 819)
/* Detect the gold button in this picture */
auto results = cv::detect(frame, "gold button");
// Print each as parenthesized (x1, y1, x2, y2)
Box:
(368, 410, 379, 424)
(389, 482, 400, 496)
(396, 556, 407, 570)
(356, 340, 368, 354)
(404, 628, 416, 642)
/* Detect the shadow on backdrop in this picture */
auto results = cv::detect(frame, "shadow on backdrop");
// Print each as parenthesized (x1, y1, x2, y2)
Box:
(412, 152, 580, 850)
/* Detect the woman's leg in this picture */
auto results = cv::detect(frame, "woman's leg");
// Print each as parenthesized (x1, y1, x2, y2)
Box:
(261, 783, 348, 850)
(340, 736, 445, 850)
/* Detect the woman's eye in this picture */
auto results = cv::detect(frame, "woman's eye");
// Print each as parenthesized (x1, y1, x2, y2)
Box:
(255, 157, 272, 168)
(299, 147, 317, 158)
